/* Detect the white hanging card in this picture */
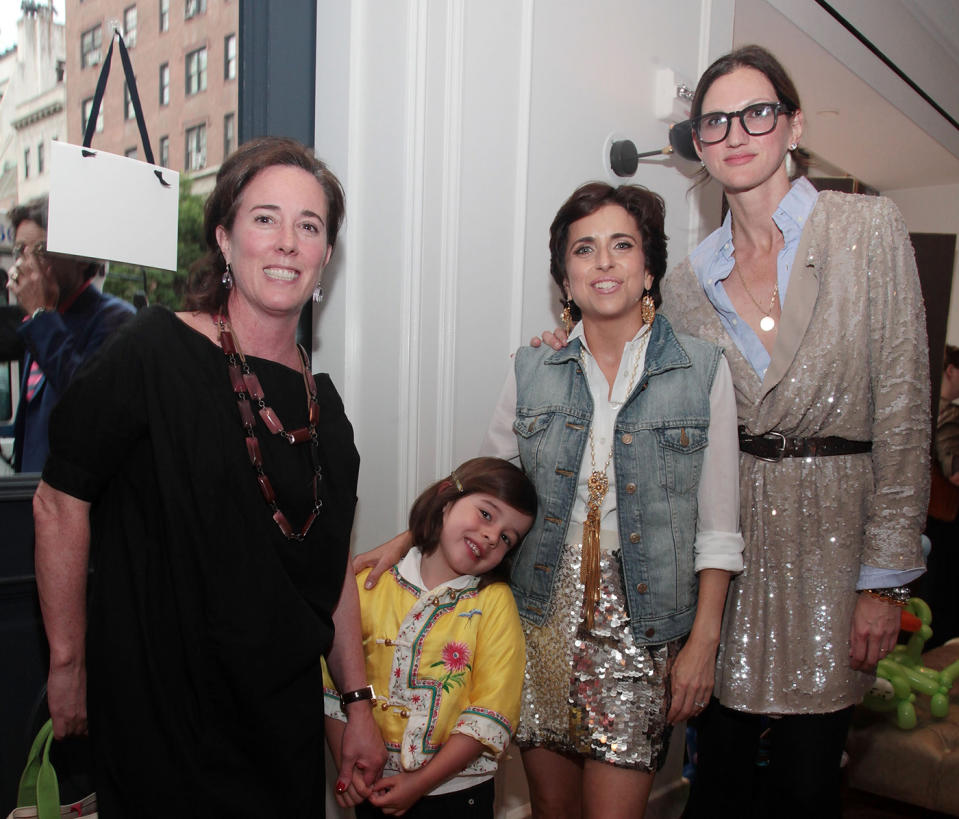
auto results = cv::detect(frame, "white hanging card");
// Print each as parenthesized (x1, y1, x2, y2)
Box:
(46, 140, 180, 271)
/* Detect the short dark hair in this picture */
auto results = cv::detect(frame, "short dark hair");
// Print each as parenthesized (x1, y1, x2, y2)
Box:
(549, 182, 667, 321)
(409, 457, 537, 578)
(184, 136, 346, 312)
(9, 197, 48, 233)
(690, 45, 808, 180)
(944, 345, 959, 371)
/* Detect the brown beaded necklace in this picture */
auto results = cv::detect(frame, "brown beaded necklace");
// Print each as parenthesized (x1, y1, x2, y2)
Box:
(214, 312, 323, 541)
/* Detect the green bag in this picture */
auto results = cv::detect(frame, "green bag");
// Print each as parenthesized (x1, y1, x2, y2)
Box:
(7, 720, 97, 819)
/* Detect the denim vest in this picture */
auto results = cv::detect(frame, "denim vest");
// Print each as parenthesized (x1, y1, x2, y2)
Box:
(509, 315, 722, 645)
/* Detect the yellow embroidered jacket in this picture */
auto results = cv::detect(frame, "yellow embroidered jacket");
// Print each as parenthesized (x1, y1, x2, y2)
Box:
(323, 556, 525, 780)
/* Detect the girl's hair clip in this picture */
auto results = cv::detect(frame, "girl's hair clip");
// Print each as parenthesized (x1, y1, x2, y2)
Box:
(450, 470, 464, 493)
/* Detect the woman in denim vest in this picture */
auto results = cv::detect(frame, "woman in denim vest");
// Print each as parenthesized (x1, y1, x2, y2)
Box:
(362, 183, 743, 818)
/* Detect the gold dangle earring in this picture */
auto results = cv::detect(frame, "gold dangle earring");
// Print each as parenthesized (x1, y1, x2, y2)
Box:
(561, 299, 574, 334)
(641, 290, 656, 325)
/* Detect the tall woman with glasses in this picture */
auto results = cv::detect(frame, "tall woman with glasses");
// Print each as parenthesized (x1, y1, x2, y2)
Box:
(662, 46, 929, 817)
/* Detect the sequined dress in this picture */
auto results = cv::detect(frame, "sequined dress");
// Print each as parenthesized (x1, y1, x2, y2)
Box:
(518, 527, 680, 771)
(662, 191, 930, 714)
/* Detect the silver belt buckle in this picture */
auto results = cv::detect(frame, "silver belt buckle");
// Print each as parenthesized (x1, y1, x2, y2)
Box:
(756, 431, 787, 462)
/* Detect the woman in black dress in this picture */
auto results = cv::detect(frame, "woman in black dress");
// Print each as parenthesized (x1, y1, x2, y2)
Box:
(33, 137, 386, 816)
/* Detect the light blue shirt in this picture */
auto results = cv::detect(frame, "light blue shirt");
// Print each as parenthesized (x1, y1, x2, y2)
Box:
(690, 176, 923, 590)
(690, 176, 817, 380)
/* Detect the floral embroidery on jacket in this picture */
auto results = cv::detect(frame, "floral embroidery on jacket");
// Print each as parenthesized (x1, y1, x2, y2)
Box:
(431, 641, 472, 691)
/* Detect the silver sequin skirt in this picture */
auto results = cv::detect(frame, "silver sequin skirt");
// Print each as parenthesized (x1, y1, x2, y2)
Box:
(516, 531, 681, 772)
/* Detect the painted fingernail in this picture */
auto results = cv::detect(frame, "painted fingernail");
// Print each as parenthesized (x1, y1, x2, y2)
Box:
(335, 781, 347, 794)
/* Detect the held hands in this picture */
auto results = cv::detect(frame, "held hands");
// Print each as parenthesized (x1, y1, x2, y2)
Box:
(368, 771, 428, 816)
(335, 703, 387, 807)
(850, 592, 903, 671)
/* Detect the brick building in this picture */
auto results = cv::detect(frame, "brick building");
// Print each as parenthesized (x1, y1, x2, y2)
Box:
(65, 0, 238, 194)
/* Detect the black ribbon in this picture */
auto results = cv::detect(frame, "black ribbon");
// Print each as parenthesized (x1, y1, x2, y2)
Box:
(81, 30, 170, 187)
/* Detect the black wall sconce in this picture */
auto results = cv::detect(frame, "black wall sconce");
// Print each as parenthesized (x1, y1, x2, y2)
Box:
(609, 120, 698, 177)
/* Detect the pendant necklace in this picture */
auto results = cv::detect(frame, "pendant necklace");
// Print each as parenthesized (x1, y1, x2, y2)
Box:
(579, 328, 649, 629)
(735, 264, 779, 332)
(214, 312, 323, 541)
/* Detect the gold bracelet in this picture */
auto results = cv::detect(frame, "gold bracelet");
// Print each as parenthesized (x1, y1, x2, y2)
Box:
(859, 589, 908, 608)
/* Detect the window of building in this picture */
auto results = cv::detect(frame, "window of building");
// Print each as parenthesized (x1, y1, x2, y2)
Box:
(159, 62, 170, 106)
(124, 5, 138, 47)
(159, 135, 169, 168)
(56, 59, 65, 83)
(224, 34, 237, 80)
(125, 147, 138, 160)
(124, 81, 136, 120)
(37, 143, 44, 175)
(80, 25, 102, 69)
(159, 0, 169, 32)
(185, 48, 207, 95)
(82, 97, 104, 133)
(185, 123, 207, 171)
(185, 0, 207, 20)
(24, 148, 30, 179)
(223, 112, 235, 158)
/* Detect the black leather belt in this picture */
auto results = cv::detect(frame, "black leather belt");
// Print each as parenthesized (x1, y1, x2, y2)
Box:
(738, 426, 872, 462)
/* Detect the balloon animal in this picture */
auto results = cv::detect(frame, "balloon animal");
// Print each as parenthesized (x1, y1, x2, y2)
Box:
(862, 598, 959, 730)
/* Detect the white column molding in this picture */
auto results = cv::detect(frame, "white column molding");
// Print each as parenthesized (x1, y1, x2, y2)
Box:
(435, 0, 466, 476)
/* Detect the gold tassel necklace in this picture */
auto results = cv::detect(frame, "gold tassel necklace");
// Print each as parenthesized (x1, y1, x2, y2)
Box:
(579, 329, 649, 629)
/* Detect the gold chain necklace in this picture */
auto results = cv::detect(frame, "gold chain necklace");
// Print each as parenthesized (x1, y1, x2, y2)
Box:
(578, 328, 650, 628)
(735, 264, 779, 332)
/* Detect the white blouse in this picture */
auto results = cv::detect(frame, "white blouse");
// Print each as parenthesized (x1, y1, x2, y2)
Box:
(481, 324, 744, 573)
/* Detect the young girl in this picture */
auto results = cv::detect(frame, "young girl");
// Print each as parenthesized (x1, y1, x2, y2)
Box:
(324, 457, 537, 818)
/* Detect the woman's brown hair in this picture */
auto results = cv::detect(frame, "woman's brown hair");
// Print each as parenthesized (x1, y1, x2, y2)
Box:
(409, 457, 537, 580)
(184, 136, 345, 312)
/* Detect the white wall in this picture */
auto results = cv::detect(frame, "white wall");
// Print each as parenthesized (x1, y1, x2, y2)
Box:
(886, 183, 959, 344)
(313, 0, 733, 557)
(312, 2, 734, 814)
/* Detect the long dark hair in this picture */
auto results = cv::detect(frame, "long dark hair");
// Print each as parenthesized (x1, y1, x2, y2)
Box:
(184, 137, 345, 312)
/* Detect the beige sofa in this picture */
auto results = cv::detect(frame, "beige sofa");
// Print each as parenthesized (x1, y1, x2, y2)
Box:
(845, 641, 959, 815)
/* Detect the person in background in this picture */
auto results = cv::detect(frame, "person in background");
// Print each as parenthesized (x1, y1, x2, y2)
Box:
(920, 344, 959, 648)
(5, 197, 134, 472)
(326, 457, 535, 818)
(32, 137, 385, 816)
(934, 346, 959, 487)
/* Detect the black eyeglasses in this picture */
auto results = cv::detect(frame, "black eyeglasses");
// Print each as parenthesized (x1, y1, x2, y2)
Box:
(691, 102, 793, 145)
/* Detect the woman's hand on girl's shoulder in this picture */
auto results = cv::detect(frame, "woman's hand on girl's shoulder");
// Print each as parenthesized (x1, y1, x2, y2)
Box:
(353, 531, 413, 588)
(528, 326, 569, 350)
